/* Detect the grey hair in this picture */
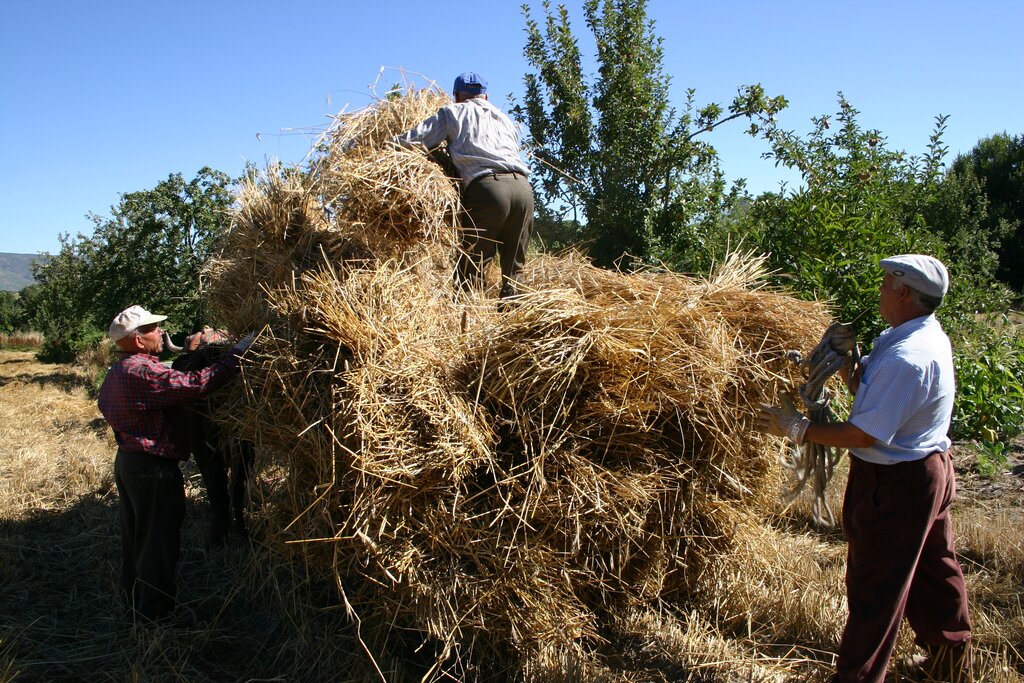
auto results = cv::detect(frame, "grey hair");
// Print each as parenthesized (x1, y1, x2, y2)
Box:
(888, 277, 942, 312)
(909, 286, 943, 312)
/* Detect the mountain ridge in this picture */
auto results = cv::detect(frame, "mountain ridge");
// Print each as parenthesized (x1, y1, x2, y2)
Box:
(0, 253, 43, 291)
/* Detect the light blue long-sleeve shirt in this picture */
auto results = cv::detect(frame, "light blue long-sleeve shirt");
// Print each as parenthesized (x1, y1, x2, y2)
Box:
(395, 98, 529, 188)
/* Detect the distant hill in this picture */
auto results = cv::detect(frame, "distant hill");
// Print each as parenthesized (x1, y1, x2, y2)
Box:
(0, 253, 44, 291)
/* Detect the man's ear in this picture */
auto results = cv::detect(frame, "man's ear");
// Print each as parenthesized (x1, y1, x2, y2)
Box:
(127, 333, 145, 352)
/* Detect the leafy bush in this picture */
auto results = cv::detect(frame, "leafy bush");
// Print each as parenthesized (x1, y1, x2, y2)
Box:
(940, 278, 1022, 473)
(75, 337, 117, 396)
(951, 321, 1024, 446)
(733, 98, 961, 341)
(36, 326, 107, 365)
(729, 95, 1022, 471)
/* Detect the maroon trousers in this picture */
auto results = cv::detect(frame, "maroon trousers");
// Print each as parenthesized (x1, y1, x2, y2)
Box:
(837, 451, 971, 682)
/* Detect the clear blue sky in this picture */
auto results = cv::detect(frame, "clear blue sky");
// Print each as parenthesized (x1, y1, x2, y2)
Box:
(2, 0, 1020, 255)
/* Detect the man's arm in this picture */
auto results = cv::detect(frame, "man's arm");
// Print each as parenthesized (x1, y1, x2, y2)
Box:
(840, 359, 863, 394)
(394, 109, 450, 150)
(127, 337, 255, 410)
(756, 394, 876, 448)
(804, 420, 876, 448)
(134, 358, 238, 409)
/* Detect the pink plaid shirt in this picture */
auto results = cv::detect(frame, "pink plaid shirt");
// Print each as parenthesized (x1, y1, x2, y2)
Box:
(98, 351, 239, 460)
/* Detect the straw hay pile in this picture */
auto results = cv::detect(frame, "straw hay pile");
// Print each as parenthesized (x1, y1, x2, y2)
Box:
(203, 87, 830, 679)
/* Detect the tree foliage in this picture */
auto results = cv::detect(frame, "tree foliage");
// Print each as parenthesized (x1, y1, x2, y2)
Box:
(732, 96, 1018, 448)
(0, 291, 23, 334)
(945, 132, 1024, 292)
(516, 0, 786, 269)
(738, 95, 1006, 341)
(29, 168, 234, 361)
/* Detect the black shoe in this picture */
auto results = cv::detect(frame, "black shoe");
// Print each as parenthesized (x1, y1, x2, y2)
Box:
(498, 281, 518, 300)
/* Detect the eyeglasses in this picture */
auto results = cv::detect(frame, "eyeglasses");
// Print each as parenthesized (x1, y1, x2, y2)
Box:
(134, 324, 161, 337)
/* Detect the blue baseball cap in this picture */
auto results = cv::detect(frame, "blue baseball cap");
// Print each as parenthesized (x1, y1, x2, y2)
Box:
(454, 72, 487, 95)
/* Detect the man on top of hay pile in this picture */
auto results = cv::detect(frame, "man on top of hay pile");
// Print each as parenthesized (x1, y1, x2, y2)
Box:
(755, 255, 972, 683)
(396, 72, 534, 300)
(98, 305, 253, 623)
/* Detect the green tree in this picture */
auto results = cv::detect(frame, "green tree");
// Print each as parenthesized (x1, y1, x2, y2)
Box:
(923, 154, 1003, 288)
(30, 167, 234, 361)
(0, 291, 21, 334)
(30, 235, 98, 359)
(532, 213, 586, 254)
(98, 167, 233, 328)
(735, 96, 1020, 450)
(945, 132, 1024, 292)
(738, 95, 1006, 340)
(516, 0, 786, 270)
(14, 284, 41, 331)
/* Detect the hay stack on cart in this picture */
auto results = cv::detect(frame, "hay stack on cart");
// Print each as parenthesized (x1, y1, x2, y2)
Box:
(204, 86, 829, 680)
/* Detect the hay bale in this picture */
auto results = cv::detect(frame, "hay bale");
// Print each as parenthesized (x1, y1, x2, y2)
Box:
(205, 86, 830, 679)
(203, 168, 364, 333)
(314, 87, 460, 256)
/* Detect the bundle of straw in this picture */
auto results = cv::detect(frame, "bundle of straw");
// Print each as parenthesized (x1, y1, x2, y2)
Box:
(313, 87, 460, 257)
(205, 85, 830, 679)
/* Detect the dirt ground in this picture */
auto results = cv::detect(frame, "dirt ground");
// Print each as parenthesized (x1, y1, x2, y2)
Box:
(953, 438, 1024, 506)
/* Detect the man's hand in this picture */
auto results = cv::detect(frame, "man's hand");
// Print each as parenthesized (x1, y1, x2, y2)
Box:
(817, 322, 860, 385)
(230, 332, 257, 356)
(756, 393, 812, 445)
(824, 321, 857, 355)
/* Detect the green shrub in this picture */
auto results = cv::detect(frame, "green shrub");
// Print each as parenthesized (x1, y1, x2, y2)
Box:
(730, 94, 1020, 475)
(951, 320, 1024, 473)
(36, 326, 108, 364)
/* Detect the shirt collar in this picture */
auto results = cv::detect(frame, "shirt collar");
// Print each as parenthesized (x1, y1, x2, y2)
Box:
(871, 313, 937, 356)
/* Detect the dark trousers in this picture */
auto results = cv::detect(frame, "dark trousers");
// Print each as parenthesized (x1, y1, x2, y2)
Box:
(837, 451, 971, 682)
(456, 171, 534, 298)
(114, 449, 186, 621)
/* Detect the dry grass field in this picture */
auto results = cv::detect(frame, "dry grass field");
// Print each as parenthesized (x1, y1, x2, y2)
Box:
(1, 348, 1021, 682)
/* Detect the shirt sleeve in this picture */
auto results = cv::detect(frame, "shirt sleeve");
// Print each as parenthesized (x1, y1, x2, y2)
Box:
(848, 355, 929, 445)
(128, 356, 237, 410)
(394, 108, 451, 150)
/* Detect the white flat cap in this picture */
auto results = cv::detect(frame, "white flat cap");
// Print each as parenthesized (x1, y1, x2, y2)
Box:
(879, 254, 949, 299)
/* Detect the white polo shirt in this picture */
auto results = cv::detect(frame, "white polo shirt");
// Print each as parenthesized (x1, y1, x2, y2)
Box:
(848, 314, 955, 465)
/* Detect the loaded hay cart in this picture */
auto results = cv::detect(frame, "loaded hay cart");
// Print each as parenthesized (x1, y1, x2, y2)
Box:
(203, 85, 832, 681)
